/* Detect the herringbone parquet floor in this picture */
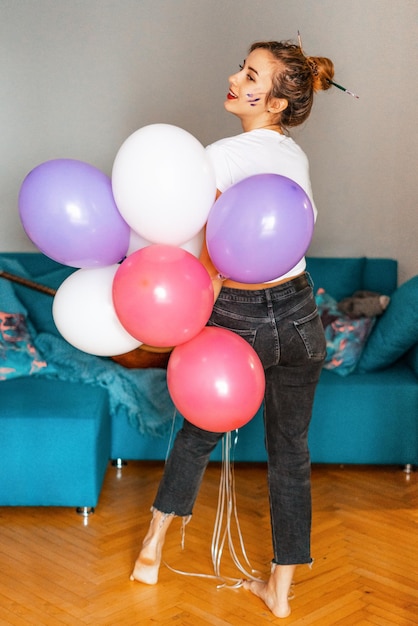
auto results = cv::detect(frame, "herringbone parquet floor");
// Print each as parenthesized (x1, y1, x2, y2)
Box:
(0, 461, 417, 625)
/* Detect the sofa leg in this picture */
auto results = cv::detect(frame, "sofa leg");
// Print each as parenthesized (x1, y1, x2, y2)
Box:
(76, 506, 95, 517)
(403, 463, 415, 475)
(112, 458, 127, 469)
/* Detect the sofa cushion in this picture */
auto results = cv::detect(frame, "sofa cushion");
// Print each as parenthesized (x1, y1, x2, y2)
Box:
(0, 269, 28, 315)
(358, 275, 418, 371)
(0, 377, 110, 506)
(362, 258, 398, 296)
(0, 257, 73, 336)
(307, 257, 366, 301)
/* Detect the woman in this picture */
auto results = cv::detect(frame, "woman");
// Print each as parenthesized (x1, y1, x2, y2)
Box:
(131, 39, 334, 619)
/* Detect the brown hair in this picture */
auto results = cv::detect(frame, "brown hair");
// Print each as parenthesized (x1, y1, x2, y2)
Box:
(249, 41, 334, 130)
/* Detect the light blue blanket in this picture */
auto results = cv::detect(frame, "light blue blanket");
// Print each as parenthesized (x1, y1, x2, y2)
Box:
(1, 256, 176, 437)
(35, 332, 176, 437)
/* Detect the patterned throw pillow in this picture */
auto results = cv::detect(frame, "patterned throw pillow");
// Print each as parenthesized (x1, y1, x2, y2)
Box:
(315, 289, 375, 376)
(0, 311, 47, 380)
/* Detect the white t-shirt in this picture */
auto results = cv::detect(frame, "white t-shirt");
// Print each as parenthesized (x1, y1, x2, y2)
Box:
(205, 129, 316, 282)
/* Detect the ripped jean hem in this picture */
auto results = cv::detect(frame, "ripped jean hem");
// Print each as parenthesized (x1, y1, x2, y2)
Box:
(150, 506, 192, 549)
(271, 557, 314, 569)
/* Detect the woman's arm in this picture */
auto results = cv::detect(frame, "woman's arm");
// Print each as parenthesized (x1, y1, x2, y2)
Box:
(199, 189, 224, 302)
(199, 232, 225, 302)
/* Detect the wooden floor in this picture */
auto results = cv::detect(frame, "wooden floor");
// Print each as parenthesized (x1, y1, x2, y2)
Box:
(0, 461, 417, 625)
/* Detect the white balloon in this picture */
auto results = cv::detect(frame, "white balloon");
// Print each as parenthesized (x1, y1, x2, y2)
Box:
(127, 228, 204, 258)
(112, 124, 216, 246)
(180, 228, 205, 258)
(127, 229, 150, 256)
(52, 265, 141, 356)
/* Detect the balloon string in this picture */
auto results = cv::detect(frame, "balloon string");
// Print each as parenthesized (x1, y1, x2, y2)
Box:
(163, 429, 264, 588)
(211, 431, 263, 588)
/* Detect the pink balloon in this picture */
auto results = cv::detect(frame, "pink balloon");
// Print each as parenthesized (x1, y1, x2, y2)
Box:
(112, 245, 214, 347)
(167, 327, 265, 432)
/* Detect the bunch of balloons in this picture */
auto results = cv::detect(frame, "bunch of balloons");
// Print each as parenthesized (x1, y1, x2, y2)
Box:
(18, 124, 217, 358)
(18, 123, 314, 431)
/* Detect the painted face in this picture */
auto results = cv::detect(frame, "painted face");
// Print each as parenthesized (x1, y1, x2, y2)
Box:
(225, 48, 277, 118)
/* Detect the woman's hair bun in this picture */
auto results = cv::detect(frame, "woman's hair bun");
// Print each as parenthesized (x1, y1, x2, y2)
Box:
(306, 56, 334, 92)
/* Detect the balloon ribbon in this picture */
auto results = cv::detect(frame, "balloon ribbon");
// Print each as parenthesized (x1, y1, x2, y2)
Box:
(164, 430, 264, 588)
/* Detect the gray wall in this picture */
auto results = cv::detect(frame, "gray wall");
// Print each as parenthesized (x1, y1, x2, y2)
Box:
(1, 0, 417, 283)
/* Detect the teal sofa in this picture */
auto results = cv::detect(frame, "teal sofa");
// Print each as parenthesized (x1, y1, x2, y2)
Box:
(1, 253, 417, 510)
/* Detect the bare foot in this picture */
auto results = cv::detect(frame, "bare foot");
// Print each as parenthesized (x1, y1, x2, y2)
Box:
(130, 542, 161, 585)
(243, 563, 296, 618)
(130, 510, 173, 585)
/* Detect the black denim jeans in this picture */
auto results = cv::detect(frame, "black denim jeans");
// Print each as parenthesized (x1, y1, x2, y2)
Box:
(153, 273, 326, 565)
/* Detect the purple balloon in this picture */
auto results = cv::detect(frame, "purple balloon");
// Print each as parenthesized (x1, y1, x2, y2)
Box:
(206, 174, 315, 283)
(18, 159, 130, 268)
